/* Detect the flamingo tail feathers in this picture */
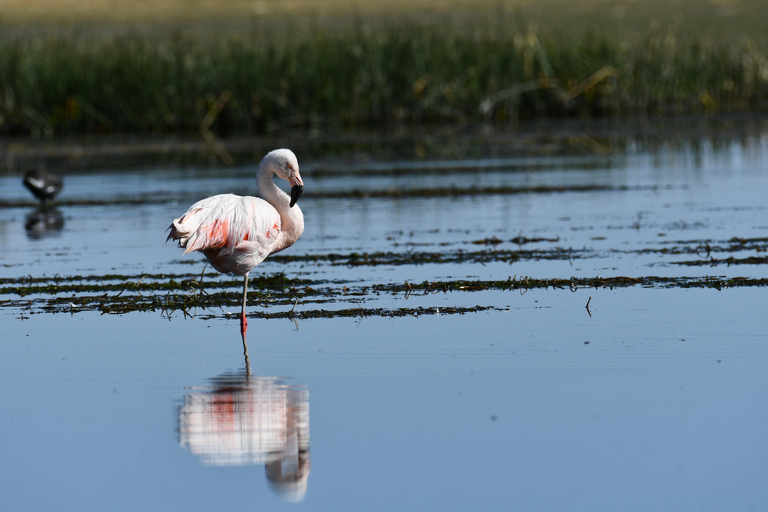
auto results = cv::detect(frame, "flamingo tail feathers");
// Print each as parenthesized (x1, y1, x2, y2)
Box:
(167, 208, 233, 254)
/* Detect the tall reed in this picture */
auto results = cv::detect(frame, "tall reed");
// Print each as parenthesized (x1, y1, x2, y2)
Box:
(0, 23, 766, 136)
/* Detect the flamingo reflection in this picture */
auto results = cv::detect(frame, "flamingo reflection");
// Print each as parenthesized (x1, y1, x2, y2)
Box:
(178, 368, 310, 501)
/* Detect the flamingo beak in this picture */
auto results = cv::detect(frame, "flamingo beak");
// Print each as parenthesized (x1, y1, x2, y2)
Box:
(290, 175, 304, 207)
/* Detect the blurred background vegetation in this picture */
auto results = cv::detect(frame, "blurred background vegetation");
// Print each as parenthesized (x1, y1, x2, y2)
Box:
(1, 0, 767, 137)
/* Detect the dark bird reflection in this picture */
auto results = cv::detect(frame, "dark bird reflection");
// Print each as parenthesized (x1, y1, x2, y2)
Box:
(178, 369, 311, 501)
(25, 206, 64, 239)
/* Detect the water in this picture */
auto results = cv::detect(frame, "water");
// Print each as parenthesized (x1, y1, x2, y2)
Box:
(1, 119, 768, 510)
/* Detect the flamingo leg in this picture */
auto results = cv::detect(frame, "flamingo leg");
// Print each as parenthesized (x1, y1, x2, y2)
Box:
(240, 272, 249, 337)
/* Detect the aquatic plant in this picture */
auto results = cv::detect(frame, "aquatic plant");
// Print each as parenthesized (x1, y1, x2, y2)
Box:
(3, 272, 766, 319)
(3, 230, 767, 320)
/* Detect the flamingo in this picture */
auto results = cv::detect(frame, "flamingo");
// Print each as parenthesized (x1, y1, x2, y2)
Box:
(167, 149, 305, 337)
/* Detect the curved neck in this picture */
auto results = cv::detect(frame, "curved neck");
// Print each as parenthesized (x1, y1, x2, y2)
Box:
(257, 164, 304, 253)
(257, 163, 290, 208)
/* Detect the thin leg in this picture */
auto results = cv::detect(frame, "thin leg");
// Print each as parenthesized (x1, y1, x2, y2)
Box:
(240, 272, 249, 337)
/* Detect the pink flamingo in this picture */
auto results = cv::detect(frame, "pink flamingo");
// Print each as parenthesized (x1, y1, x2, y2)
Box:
(167, 149, 305, 337)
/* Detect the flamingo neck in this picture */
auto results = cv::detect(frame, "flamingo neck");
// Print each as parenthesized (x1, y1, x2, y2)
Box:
(257, 164, 304, 253)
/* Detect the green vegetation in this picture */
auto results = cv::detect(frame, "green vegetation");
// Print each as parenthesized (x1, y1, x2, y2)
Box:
(2, 271, 766, 319)
(1, 21, 767, 137)
(4, 231, 768, 319)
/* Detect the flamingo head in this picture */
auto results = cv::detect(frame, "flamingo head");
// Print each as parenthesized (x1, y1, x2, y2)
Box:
(266, 148, 304, 207)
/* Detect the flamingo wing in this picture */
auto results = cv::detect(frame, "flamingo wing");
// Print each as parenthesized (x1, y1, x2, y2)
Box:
(167, 194, 281, 257)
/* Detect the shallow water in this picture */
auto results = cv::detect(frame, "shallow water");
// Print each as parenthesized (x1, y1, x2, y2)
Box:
(1, 119, 768, 510)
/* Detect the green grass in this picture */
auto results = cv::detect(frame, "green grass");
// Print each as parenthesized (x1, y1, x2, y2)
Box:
(0, 22, 767, 137)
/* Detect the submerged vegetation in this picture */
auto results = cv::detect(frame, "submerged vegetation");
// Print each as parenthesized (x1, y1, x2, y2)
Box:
(4, 230, 768, 320)
(0, 183, 677, 209)
(1, 18, 767, 137)
(2, 271, 767, 320)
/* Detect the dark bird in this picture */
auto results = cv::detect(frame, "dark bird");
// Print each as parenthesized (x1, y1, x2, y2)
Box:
(23, 169, 63, 203)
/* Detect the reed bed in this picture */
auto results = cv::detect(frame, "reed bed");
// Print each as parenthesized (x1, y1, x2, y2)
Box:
(0, 22, 767, 136)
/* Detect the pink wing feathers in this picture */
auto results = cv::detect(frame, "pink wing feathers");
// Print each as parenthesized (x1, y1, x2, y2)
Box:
(167, 194, 282, 275)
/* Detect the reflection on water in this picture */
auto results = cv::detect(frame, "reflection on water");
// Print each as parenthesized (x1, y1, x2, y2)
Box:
(178, 369, 310, 502)
(24, 207, 64, 239)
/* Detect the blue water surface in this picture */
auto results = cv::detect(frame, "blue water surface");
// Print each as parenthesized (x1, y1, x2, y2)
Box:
(1, 121, 768, 511)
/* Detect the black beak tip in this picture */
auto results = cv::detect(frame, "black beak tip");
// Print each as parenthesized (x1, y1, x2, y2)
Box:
(290, 184, 304, 207)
